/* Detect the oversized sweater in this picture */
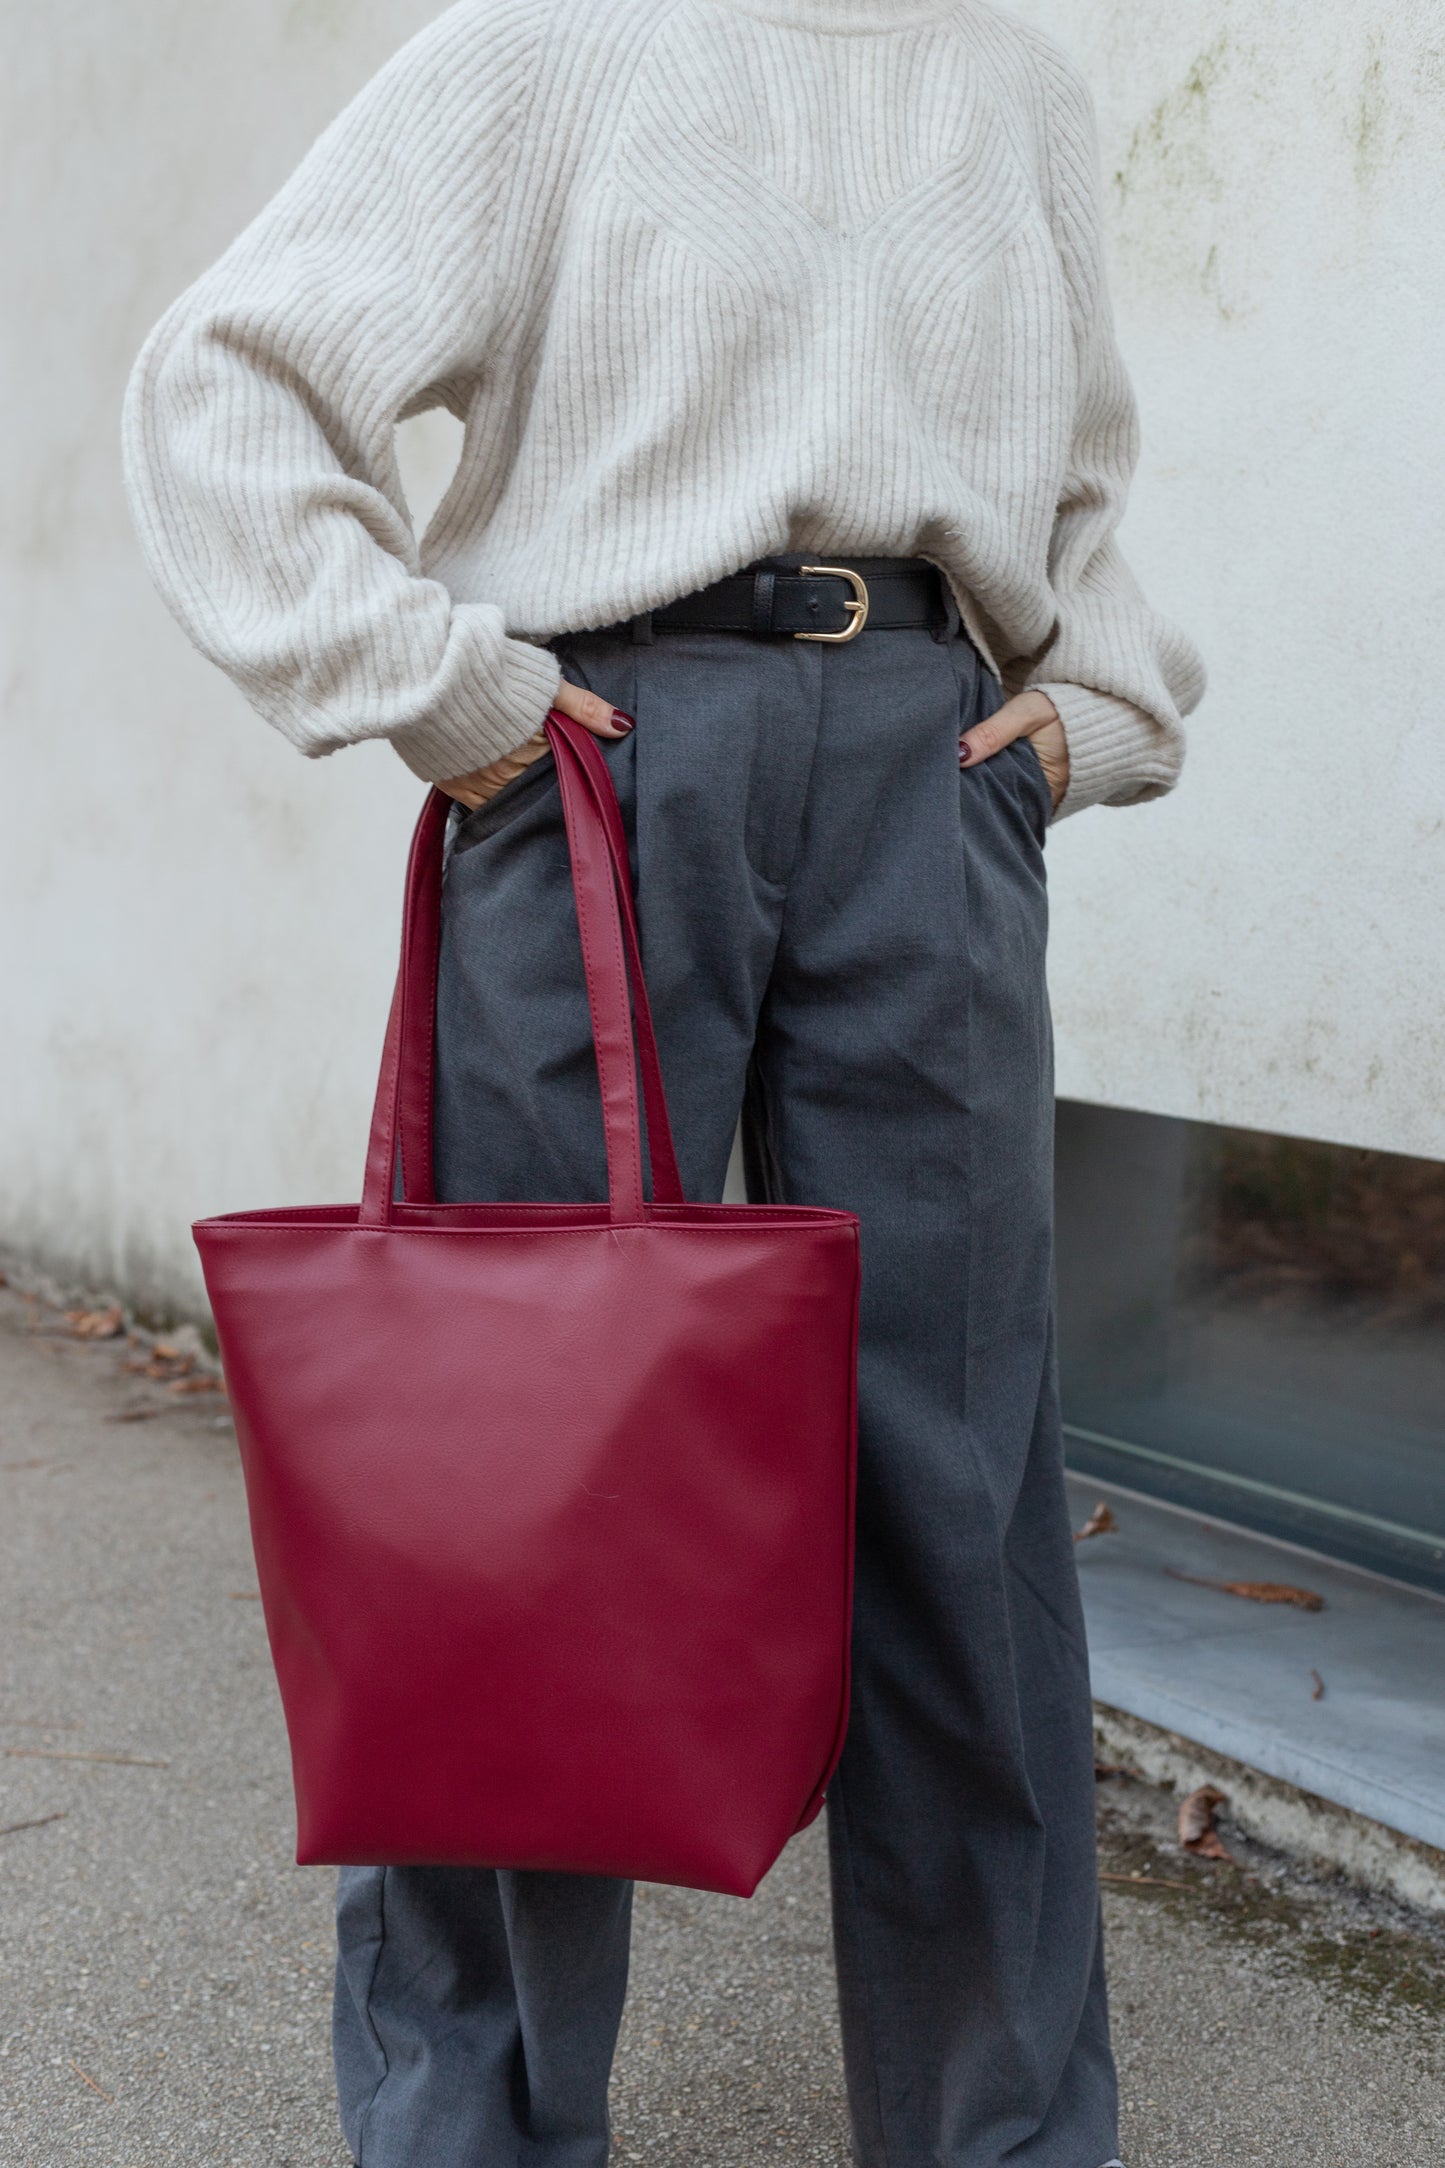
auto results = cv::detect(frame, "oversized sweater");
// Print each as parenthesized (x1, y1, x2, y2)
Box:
(123, 0, 1205, 816)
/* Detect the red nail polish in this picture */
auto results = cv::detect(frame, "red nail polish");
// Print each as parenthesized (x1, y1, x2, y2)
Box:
(611, 708, 635, 732)
(958, 740, 973, 765)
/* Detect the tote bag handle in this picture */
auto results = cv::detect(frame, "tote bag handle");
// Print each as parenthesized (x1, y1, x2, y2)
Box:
(360, 711, 684, 1228)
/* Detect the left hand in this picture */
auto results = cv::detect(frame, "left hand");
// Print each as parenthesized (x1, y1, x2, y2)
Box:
(959, 689, 1069, 811)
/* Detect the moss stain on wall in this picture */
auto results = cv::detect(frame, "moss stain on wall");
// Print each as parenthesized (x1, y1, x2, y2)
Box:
(1111, 33, 1230, 212)
(1108, 30, 1237, 320)
(1353, 38, 1385, 183)
(1102, 8, 1434, 324)
(282, 0, 351, 52)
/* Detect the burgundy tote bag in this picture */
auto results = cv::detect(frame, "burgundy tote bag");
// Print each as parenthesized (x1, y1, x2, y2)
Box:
(194, 710, 860, 1898)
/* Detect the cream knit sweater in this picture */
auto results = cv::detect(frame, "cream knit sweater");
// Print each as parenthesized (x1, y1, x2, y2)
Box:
(124, 0, 1205, 816)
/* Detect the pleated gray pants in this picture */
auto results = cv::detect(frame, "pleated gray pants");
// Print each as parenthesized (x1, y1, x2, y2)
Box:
(332, 597, 1118, 2168)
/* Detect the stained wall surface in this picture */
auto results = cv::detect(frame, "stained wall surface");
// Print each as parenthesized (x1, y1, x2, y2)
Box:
(1012, 0, 1444, 1159)
(3, 0, 1440, 1314)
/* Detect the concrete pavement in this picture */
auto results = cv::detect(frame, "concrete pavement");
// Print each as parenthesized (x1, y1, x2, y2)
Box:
(2, 1282, 1443, 2166)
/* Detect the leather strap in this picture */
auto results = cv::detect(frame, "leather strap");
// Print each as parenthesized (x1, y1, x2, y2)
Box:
(545, 718, 685, 1209)
(550, 717, 647, 1222)
(362, 790, 450, 1224)
(361, 712, 684, 1227)
(650, 558, 945, 638)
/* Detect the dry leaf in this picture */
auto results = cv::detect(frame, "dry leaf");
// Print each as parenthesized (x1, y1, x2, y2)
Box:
(1311, 1668, 1326, 1701)
(122, 1352, 195, 1381)
(1100, 1870, 1192, 1892)
(1178, 1783, 1235, 1862)
(5, 1747, 169, 1769)
(1094, 1761, 1143, 1783)
(1074, 1503, 1118, 1542)
(168, 1374, 225, 1396)
(1221, 1580, 1324, 1611)
(0, 1810, 67, 1839)
(66, 1306, 123, 1340)
(1164, 1568, 1324, 1612)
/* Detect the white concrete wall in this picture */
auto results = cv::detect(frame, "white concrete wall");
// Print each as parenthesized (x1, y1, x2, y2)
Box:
(3, 2, 444, 1315)
(3, 0, 1442, 1318)
(1013, 0, 1445, 1156)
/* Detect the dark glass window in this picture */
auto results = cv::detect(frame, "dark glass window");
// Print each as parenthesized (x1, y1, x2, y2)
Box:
(1055, 1101, 1445, 1593)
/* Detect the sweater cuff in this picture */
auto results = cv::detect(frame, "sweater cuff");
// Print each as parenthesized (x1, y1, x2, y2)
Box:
(1032, 681, 1183, 820)
(387, 620, 562, 784)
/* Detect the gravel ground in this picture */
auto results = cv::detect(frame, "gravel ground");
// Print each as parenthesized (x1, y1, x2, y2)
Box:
(2, 1282, 1443, 2166)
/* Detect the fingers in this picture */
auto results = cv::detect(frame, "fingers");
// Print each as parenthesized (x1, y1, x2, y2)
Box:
(437, 774, 487, 808)
(957, 711, 1020, 768)
(551, 676, 634, 738)
(435, 672, 633, 809)
(1027, 716, 1070, 811)
(958, 688, 1059, 770)
(438, 732, 549, 808)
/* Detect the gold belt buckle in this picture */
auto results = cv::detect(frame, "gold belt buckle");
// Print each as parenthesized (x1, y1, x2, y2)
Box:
(794, 564, 870, 643)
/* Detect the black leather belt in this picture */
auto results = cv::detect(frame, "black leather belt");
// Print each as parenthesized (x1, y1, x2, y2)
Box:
(647, 558, 948, 642)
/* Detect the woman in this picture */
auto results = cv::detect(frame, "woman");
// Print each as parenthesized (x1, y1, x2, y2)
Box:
(124, 0, 1203, 2162)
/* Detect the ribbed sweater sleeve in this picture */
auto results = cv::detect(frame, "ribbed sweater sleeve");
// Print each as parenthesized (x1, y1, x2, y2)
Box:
(122, 2, 561, 784)
(1014, 41, 1206, 817)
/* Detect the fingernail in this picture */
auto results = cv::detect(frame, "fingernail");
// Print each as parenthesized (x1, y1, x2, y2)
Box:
(958, 740, 973, 765)
(610, 707, 635, 733)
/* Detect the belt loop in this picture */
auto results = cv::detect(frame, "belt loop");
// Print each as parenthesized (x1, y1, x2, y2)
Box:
(933, 570, 961, 644)
(750, 570, 776, 639)
(630, 610, 655, 645)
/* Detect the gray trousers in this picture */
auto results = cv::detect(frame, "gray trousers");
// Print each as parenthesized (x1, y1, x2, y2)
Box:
(333, 601, 1118, 2168)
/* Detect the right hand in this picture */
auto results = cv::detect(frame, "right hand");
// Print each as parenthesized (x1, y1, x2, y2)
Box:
(438, 680, 634, 810)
